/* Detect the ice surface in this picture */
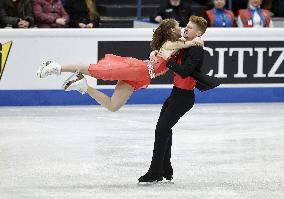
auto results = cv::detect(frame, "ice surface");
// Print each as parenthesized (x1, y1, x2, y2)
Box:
(0, 104, 283, 199)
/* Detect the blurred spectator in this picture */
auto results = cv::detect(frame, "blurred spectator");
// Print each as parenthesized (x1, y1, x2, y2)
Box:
(262, 0, 272, 10)
(0, 2, 4, 27)
(150, 0, 191, 27)
(272, 0, 284, 17)
(190, 0, 212, 6)
(60, 0, 66, 6)
(64, 0, 100, 28)
(32, 0, 69, 28)
(186, 0, 213, 16)
(205, 0, 235, 27)
(0, 0, 34, 28)
(229, 0, 248, 15)
(237, 0, 273, 28)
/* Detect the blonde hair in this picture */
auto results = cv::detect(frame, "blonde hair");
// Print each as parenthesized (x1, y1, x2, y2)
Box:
(85, 0, 99, 20)
(189, 15, 208, 34)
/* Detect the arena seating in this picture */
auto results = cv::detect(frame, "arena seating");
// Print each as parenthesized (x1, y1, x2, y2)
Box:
(96, 0, 161, 28)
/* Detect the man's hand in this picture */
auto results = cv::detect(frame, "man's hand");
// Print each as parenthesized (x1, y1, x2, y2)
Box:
(178, 37, 186, 42)
(18, 19, 30, 28)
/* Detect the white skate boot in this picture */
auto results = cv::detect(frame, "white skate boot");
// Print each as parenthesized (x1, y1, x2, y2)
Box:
(62, 71, 88, 95)
(37, 59, 61, 78)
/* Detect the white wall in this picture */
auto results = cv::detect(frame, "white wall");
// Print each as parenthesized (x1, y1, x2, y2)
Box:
(1, 28, 284, 91)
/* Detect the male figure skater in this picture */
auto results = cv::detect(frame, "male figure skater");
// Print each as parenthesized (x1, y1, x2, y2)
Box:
(138, 16, 220, 183)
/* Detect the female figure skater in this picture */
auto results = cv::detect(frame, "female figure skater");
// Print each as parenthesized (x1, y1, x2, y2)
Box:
(37, 19, 203, 112)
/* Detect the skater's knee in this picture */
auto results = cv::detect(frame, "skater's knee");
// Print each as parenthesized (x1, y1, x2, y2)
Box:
(108, 104, 121, 112)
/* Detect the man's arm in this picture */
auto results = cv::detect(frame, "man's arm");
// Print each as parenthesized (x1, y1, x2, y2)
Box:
(1, 4, 20, 27)
(24, 1, 34, 27)
(166, 46, 203, 78)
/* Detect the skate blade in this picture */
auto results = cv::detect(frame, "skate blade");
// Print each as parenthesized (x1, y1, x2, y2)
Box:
(63, 81, 86, 94)
(62, 70, 80, 90)
(37, 66, 44, 78)
(161, 180, 174, 184)
(137, 180, 162, 186)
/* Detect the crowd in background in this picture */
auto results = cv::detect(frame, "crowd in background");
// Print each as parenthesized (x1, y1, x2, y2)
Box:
(151, 0, 281, 28)
(0, 0, 100, 28)
(0, 0, 283, 29)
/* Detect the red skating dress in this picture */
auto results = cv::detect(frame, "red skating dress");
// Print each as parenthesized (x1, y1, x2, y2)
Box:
(88, 54, 168, 90)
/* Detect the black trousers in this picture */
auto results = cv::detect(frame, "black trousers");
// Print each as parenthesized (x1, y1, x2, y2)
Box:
(149, 87, 195, 175)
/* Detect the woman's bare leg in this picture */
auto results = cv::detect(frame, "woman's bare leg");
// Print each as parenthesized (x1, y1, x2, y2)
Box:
(60, 64, 91, 76)
(38, 61, 91, 78)
(86, 81, 134, 112)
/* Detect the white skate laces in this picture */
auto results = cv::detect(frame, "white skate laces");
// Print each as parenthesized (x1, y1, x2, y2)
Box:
(62, 71, 88, 95)
(37, 59, 61, 78)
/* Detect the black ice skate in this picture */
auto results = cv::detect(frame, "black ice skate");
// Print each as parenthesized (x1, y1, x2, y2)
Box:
(163, 166, 174, 183)
(137, 172, 163, 184)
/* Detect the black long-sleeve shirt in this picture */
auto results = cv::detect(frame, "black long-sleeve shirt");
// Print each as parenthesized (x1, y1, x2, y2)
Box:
(64, 0, 100, 28)
(167, 46, 204, 78)
(0, 0, 34, 28)
(150, 2, 191, 27)
(166, 46, 220, 92)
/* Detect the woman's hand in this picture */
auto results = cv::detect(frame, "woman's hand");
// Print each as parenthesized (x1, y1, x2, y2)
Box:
(192, 37, 204, 47)
(78, 23, 87, 28)
(56, 18, 66, 26)
(86, 23, 94, 28)
(18, 19, 30, 28)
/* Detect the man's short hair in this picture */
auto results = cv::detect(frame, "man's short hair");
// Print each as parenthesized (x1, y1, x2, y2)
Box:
(189, 15, 208, 34)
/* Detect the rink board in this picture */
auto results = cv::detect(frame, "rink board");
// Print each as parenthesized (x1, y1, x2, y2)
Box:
(0, 87, 284, 106)
(0, 28, 284, 106)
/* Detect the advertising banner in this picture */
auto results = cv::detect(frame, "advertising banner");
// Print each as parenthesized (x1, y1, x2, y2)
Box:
(0, 28, 283, 105)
